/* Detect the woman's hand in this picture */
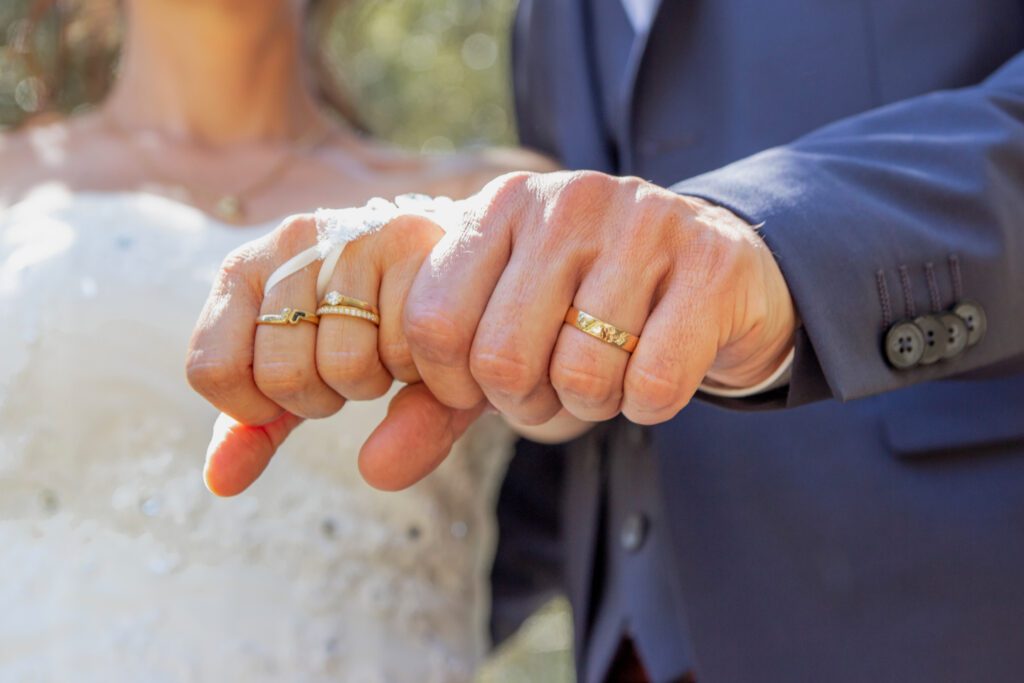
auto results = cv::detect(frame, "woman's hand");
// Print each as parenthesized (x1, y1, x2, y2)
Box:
(187, 212, 485, 495)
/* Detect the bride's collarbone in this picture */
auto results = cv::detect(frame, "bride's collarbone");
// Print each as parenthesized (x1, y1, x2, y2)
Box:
(0, 117, 554, 222)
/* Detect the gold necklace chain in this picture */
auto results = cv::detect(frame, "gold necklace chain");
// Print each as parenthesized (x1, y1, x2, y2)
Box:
(105, 116, 335, 224)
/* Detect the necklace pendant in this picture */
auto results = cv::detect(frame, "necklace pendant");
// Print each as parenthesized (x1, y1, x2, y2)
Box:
(215, 195, 244, 223)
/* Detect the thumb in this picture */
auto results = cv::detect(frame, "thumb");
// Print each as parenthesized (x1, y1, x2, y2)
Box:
(203, 411, 305, 497)
(358, 382, 486, 491)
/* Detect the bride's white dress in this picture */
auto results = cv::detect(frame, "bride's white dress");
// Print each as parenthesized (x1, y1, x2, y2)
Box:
(0, 189, 512, 683)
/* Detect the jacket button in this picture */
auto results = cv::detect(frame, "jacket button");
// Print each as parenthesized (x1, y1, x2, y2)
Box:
(884, 321, 925, 369)
(953, 301, 987, 347)
(912, 315, 945, 365)
(620, 512, 648, 553)
(939, 313, 969, 359)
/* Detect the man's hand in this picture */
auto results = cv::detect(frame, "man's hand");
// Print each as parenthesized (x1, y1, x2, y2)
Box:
(403, 170, 796, 427)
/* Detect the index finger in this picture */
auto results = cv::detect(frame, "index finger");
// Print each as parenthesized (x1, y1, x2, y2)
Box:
(402, 173, 529, 410)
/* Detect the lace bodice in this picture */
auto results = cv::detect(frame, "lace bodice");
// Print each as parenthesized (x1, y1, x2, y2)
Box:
(0, 189, 511, 682)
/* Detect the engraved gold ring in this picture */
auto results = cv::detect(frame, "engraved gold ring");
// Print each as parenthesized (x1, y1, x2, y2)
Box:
(256, 308, 320, 326)
(564, 306, 640, 353)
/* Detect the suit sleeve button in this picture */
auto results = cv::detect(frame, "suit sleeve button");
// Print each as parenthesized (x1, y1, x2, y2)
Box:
(939, 312, 969, 359)
(953, 301, 987, 347)
(912, 315, 945, 365)
(885, 321, 925, 369)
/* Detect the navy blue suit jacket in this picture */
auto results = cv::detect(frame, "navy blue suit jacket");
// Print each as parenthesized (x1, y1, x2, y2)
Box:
(493, 1, 1024, 681)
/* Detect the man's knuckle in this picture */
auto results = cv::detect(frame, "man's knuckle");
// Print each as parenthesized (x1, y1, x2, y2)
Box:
(567, 169, 609, 196)
(565, 170, 616, 207)
(490, 170, 533, 197)
(468, 171, 533, 231)
(678, 226, 751, 291)
(470, 348, 538, 396)
(551, 362, 621, 407)
(379, 338, 415, 377)
(542, 172, 615, 241)
(625, 365, 683, 415)
(404, 307, 468, 366)
(623, 404, 682, 426)
(507, 400, 563, 426)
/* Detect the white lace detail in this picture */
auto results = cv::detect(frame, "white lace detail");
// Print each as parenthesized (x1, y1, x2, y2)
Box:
(0, 189, 510, 683)
(263, 194, 464, 300)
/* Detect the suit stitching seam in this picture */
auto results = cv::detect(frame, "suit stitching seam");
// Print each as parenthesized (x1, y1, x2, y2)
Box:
(948, 253, 964, 301)
(875, 269, 892, 329)
(898, 264, 916, 319)
(924, 262, 941, 311)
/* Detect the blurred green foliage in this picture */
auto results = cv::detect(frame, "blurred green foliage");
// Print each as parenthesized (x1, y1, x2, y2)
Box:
(0, 0, 120, 126)
(480, 598, 577, 683)
(0, 1, 573, 681)
(324, 0, 519, 150)
(0, 0, 519, 150)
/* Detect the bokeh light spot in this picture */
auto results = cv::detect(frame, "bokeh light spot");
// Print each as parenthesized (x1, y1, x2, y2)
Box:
(461, 32, 497, 71)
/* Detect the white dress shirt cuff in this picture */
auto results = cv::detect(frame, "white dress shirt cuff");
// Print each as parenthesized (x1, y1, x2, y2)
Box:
(698, 347, 795, 399)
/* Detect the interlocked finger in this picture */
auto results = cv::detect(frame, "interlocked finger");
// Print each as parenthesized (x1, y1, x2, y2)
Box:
(253, 219, 346, 419)
(315, 246, 392, 401)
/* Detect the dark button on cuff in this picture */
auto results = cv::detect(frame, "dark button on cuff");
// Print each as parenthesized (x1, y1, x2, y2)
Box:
(912, 315, 945, 366)
(939, 312, 969, 359)
(885, 321, 925, 369)
(953, 301, 987, 347)
(620, 512, 649, 553)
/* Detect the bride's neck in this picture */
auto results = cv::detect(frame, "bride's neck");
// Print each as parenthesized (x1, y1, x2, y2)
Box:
(103, 0, 326, 146)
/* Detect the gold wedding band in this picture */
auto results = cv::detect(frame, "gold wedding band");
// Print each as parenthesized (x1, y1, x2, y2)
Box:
(316, 304, 381, 326)
(320, 290, 380, 317)
(564, 306, 639, 353)
(256, 308, 320, 326)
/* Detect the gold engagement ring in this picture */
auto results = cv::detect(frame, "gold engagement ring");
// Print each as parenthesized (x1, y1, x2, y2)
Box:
(316, 291, 381, 326)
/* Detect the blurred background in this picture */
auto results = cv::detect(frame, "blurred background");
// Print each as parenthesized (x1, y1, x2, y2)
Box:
(0, 0, 572, 681)
(0, 0, 516, 151)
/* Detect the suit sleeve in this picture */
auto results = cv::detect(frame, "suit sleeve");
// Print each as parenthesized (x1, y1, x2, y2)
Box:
(674, 51, 1024, 405)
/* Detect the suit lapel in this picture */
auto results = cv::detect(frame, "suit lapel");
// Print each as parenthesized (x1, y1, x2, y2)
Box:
(619, 0, 665, 173)
(549, 0, 615, 171)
